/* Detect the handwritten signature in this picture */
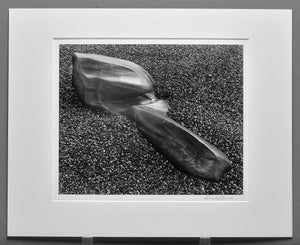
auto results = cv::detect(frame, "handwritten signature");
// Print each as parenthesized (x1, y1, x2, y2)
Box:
(203, 196, 234, 201)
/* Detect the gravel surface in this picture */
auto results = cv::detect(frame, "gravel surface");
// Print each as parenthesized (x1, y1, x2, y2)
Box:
(59, 44, 243, 195)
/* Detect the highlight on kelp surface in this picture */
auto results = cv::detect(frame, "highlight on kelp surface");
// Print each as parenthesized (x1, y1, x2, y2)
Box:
(72, 52, 232, 180)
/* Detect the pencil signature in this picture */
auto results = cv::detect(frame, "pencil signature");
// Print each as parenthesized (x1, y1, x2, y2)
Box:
(203, 196, 234, 201)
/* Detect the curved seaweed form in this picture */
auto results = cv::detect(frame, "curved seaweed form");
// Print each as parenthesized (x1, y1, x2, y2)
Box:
(72, 52, 231, 181)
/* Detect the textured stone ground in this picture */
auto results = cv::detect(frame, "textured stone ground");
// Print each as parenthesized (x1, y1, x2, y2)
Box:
(59, 44, 243, 195)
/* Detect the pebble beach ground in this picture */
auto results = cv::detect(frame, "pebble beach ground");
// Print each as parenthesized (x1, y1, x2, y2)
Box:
(59, 44, 243, 195)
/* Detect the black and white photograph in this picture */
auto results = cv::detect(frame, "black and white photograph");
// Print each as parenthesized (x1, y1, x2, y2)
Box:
(59, 44, 243, 195)
(7, 8, 293, 238)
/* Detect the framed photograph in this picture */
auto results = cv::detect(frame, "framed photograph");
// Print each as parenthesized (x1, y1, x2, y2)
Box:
(8, 9, 292, 237)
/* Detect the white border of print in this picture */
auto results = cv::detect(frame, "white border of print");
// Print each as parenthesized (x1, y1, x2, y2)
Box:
(8, 9, 292, 237)
(53, 38, 248, 202)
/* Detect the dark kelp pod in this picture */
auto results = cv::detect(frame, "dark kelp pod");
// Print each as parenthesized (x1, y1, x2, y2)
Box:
(72, 52, 154, 111)
(72, 52, 232, 181)
(123, 104, 232, 181)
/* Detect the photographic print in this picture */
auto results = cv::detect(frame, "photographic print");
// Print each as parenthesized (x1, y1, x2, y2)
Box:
(59, 43, 243, 195)
(9, 9, 291, 237)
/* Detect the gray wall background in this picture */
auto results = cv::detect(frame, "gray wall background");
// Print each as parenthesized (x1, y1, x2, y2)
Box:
(0, 0, 298, 244)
